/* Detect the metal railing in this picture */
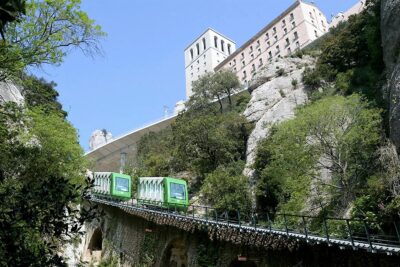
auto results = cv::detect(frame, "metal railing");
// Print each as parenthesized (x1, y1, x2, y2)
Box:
(90, 195, 400, 254)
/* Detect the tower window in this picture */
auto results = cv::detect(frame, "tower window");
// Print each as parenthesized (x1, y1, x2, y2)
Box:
(196, 43, 200, 55)
(190, 49, 193, 60)
(221, 40, 225, 52)
(214, 36, 218, 48)
(228, 44, 231, 54)
(202, 38, 206, 50)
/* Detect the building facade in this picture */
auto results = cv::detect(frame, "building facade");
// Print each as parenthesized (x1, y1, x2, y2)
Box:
(184, 28, 236, 98)
(330, 1, 366, 28)
(214, 0, 329, 85)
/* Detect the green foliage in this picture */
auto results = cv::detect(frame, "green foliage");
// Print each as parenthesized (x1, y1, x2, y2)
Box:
(302, 0, 384, 105)
(255, 95, 382, 215)
(0, 104, 90, 265)
(22, 75, 66, 117)
(173, 112, 252, 177)
(139, 232, 157, 266)
(0, 0, 105, 80)
(200, 161, 251, 213)
(187, 70, 240, 113)
(0, 0, 25, 38)
(97, 255, 118, 267)
(196, 239, 219, 267)
(135, 128, 180, 177)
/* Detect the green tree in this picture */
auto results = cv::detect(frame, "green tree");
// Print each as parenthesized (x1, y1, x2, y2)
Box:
(200, 161, 251, 213)
(302, 0, 384, 105)
(172, 111, 252, 177)
(255, 95, 382, 214)
(22, 75, 66, 117)
(187, 70, 240, 113)
(0, 104, 90, 266)
(0, 0, 105, 80)
(0, 0, 25, 38)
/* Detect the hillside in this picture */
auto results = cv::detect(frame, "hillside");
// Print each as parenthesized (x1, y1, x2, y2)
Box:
(129, 0, 400, 229)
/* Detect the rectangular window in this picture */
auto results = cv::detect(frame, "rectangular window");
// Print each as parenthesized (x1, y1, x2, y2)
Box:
(115, 177, 129, 192)
(273, 27, 277, 34)
(170, 183, 186, 200)
(265, 32, 269, 40)
(294, 31, 298, 40)
(290, 13, 294, 20)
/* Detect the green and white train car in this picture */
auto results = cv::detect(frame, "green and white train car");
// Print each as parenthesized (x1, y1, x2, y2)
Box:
(93, 172, 132, 200)
(138, 177, 188, 208)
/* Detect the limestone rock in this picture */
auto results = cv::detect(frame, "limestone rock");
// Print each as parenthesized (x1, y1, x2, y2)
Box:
(0, 80, 24, 105)
(381, 0, 400, 150)
(242, 56, 315, 185)
(89, 129, 113, 151)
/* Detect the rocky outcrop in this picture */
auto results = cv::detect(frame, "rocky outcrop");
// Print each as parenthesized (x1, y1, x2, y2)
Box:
(89, 129, 113, 151)
(0, 80, 24, 105)
(381, 0, 400, 150)
(242, 56, 316, 186)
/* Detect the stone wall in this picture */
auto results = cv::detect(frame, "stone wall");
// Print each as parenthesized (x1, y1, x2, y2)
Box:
(80, 204, 400, 267)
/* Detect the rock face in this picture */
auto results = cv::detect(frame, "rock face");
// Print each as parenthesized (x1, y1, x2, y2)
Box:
(242, 56, 315, 186)
(0, 80, 24, 105)
(381, 0, 400, 150)
(89, 129, 113, 151)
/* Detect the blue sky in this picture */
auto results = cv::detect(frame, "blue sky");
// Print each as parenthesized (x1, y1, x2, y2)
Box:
(34, 0, 359, 151)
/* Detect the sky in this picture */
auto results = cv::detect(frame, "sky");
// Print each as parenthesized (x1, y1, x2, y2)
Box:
(34, 0, 359, 151)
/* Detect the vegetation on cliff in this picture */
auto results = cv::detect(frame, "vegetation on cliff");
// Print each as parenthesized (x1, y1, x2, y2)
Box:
(127, 70, 253, 211)
(255, 0, 399, 225)
(0, 0, 103, 265)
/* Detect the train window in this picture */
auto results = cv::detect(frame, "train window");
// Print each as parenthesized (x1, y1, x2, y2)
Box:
(115, 177, 129, 192)
(170, 183, 186, 200)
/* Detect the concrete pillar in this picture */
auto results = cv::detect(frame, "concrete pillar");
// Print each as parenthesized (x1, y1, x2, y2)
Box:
(120, 152, 127, 174)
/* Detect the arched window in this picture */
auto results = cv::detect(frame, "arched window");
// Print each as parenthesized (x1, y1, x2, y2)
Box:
(228, 44, 231, 55)
(196, 43, 200, 55)
(214, 36, 218, 48)
(202, 38, 206, 50)
(221, 40, 225, 52)
(190, 49, 193, 60)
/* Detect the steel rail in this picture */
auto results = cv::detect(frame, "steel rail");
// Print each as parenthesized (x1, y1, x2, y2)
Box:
(90, 195, 400, 255)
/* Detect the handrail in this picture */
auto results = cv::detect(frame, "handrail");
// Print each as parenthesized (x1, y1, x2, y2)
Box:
(90, 194, 400, 254)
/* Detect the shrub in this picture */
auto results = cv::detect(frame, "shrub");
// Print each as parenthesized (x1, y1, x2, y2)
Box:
(200, 161, 252, 213)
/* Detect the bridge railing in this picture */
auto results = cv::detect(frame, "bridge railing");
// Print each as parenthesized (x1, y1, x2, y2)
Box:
(90, 194, 400, 252)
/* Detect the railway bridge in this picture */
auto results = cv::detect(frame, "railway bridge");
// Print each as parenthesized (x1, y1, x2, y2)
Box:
(81, 195, 400, 267)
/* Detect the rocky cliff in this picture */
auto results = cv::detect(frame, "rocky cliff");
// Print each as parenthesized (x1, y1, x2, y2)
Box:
(381, 0, 400, 150)
(0, 80, 24, 105)
(242, 56, 315, 186)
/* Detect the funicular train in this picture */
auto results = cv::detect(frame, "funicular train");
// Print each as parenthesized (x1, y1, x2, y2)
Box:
(92, 172, 189, 208)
